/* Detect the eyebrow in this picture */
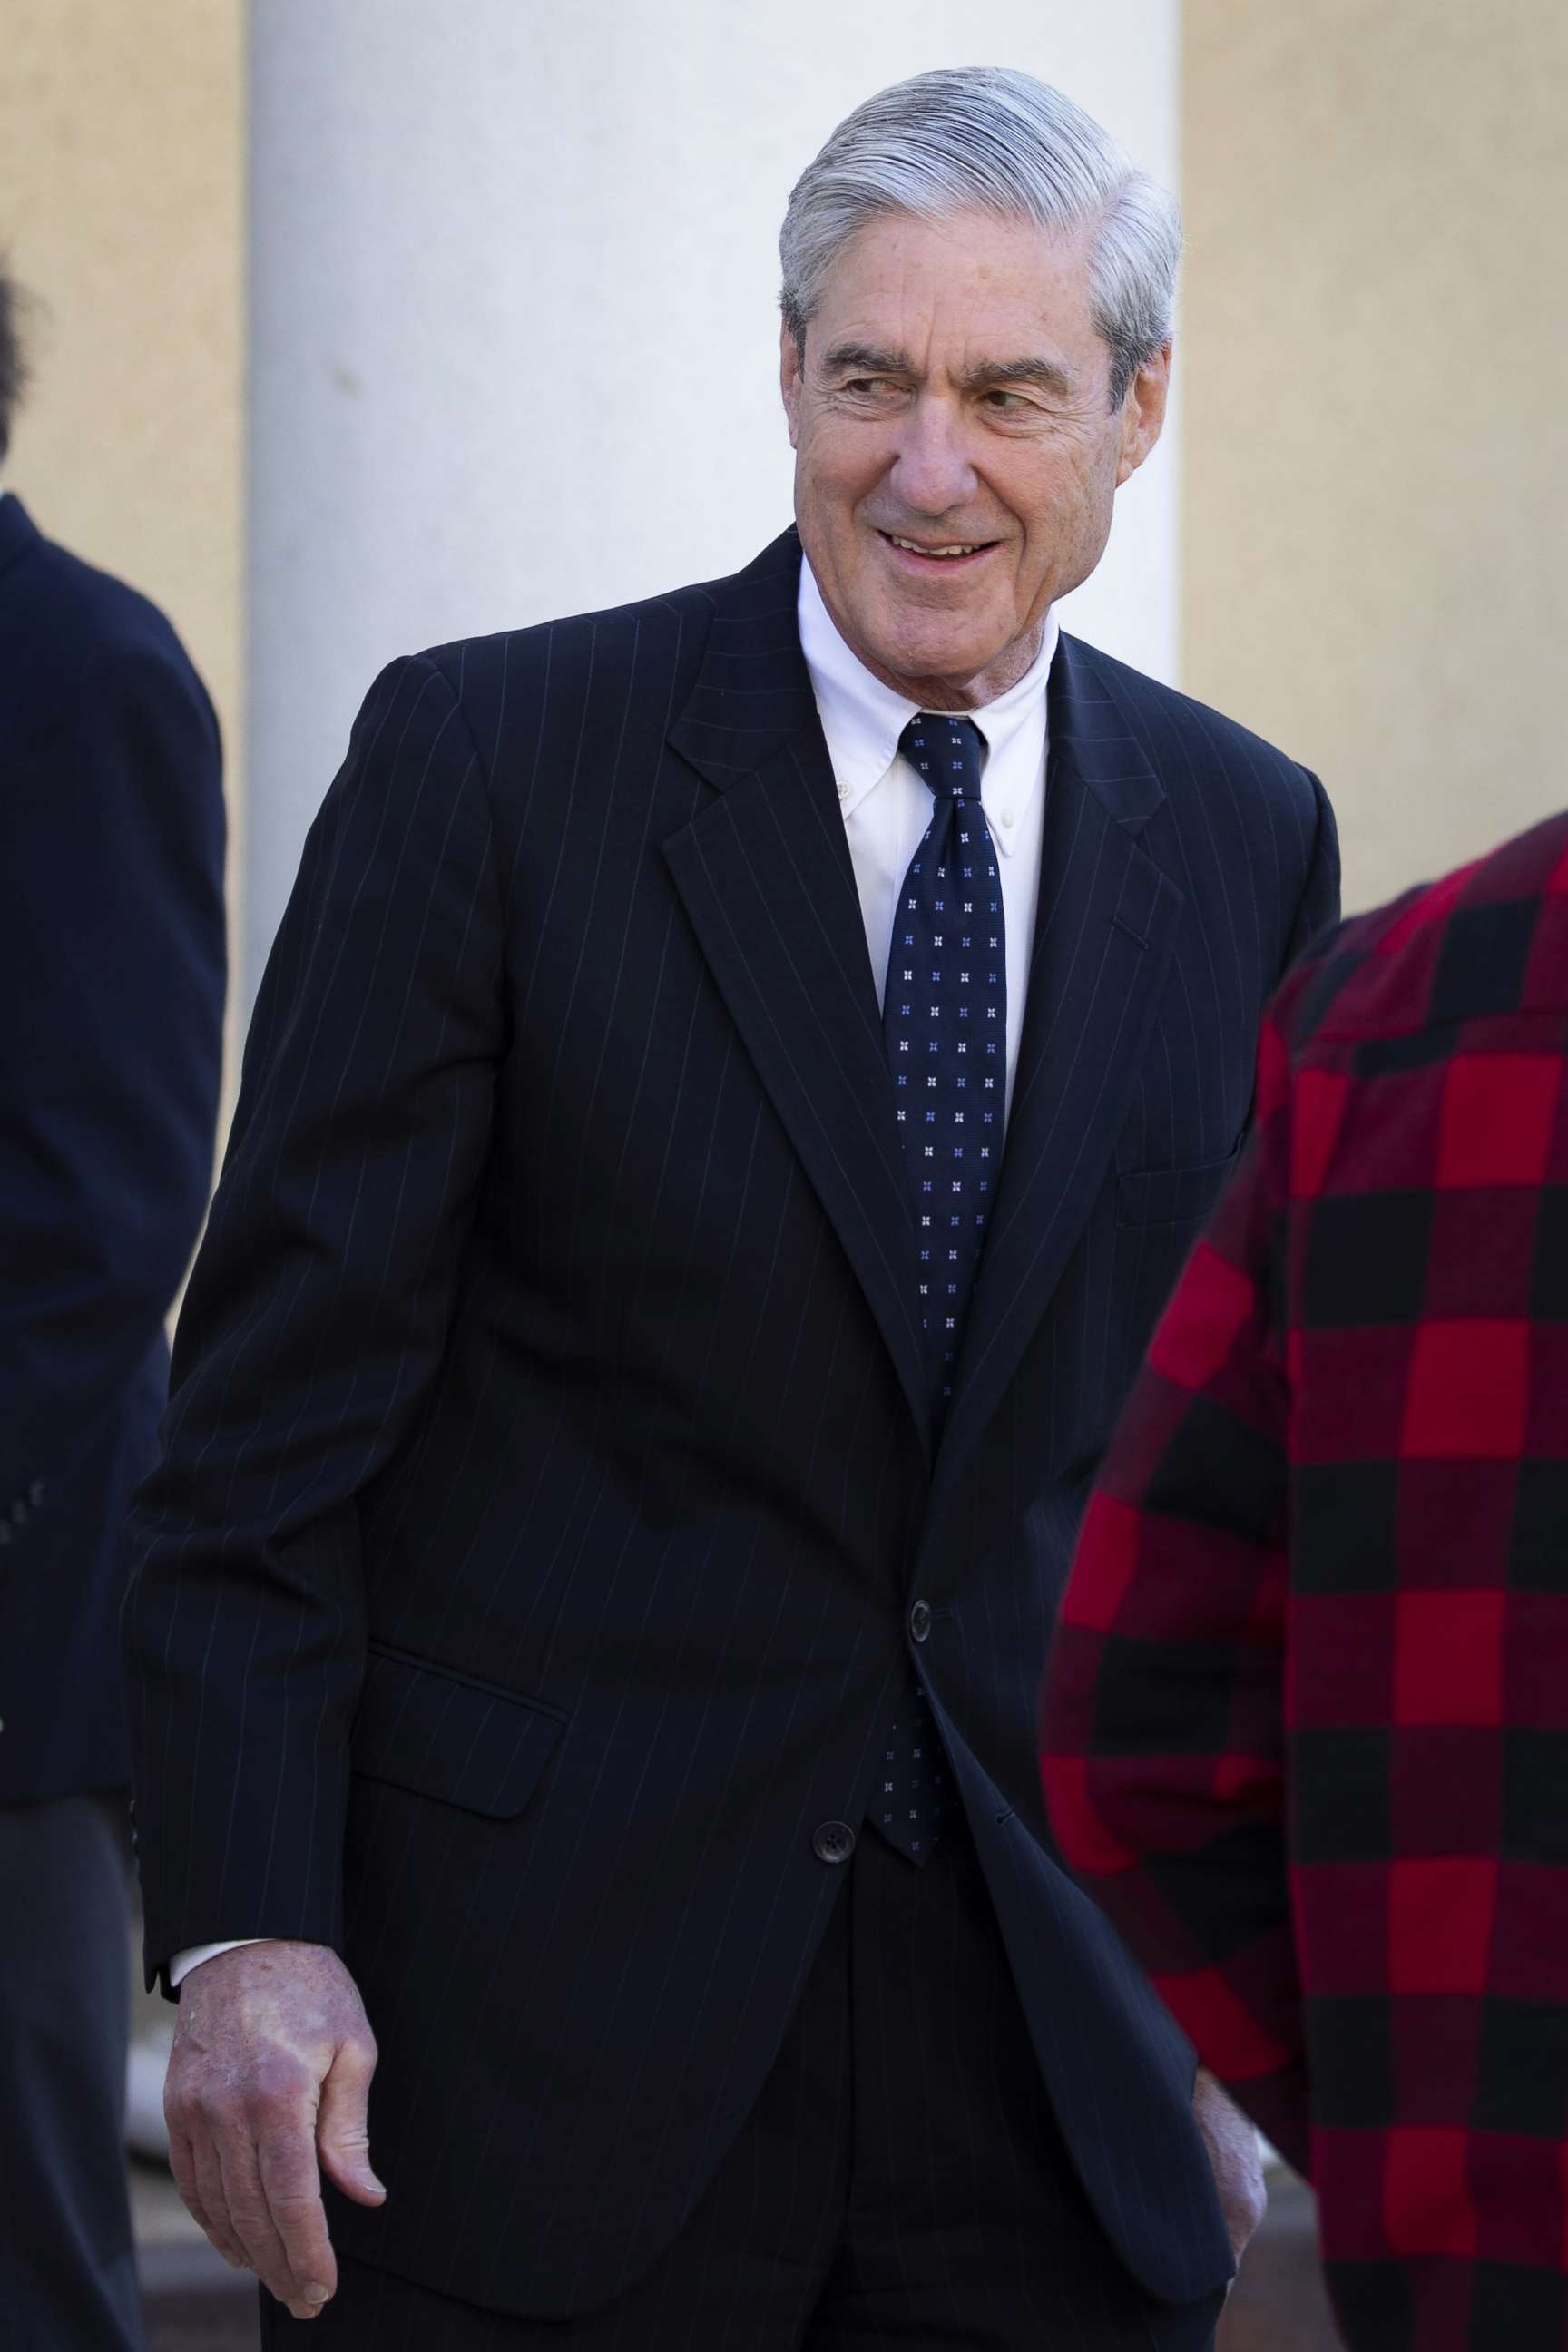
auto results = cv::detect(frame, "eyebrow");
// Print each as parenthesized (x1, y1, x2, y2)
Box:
(819, 343, 1074, 398)
(963, 356, 1074, 398)
(819, 342, 911, 377)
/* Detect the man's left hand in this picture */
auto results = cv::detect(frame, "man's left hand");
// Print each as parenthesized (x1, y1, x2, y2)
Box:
(1192, 2069, 1268, 2273)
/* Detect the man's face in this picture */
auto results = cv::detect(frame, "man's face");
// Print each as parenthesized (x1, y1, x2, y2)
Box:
(782, 209, 1169, 708)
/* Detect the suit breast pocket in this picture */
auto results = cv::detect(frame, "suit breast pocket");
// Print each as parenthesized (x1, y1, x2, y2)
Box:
(350, 1642, 567, 1819)
(1116, 1147, 1240, 1231)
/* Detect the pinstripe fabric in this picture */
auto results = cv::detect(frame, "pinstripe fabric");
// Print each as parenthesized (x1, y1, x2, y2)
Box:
(126, 526, 1338, 2325)
(262, 1830, 1225, 2350)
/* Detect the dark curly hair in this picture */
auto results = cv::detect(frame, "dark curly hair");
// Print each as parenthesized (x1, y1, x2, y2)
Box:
(0, 265, 31, 462)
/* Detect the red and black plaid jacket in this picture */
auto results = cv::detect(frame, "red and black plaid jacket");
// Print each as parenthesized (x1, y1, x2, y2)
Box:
(1041, 808, 1568, 2351)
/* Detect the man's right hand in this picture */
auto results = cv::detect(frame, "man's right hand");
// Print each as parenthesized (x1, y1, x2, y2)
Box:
(163, 1940, 385, 2321)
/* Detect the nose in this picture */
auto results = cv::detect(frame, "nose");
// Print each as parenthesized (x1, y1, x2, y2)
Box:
(888, 396, 978, 520)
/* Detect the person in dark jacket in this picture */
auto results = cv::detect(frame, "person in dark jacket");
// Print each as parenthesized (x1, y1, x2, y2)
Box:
(1043, 808, 1568, 2349)
(0, 266, 227, 2348)
(126, 70, 1336, 2350)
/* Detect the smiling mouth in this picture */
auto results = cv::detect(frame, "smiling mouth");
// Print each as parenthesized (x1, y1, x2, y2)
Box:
(877, 531, 999, 565)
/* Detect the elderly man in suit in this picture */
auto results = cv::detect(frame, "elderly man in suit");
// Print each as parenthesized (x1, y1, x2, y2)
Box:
(1043, 809, 1568, 2352)
(126, 67, 1338, 2350)
(0, 269, 227, 2347)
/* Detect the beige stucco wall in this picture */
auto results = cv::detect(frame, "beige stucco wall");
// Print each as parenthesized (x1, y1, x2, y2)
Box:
(1, 0, 244, 990)
(1182, 1, 1568, 913)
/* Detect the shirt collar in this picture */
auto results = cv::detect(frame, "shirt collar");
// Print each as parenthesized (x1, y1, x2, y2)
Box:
(797, 557, 1058, 844)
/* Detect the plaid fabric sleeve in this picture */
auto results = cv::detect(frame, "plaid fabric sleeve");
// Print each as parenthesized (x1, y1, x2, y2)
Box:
(1041, 1005, 1312, 2171)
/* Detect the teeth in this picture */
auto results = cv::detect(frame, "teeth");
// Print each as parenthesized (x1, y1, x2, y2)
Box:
(889, 536, 982, 557)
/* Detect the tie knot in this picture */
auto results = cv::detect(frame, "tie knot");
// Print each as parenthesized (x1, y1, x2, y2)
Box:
(898, 713, 987, 801)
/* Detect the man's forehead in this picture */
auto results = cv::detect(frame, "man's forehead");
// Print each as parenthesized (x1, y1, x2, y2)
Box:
(811, 213, 1097, 344)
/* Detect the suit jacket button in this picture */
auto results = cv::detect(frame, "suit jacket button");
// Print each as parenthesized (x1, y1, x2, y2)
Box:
(28, 1484, 44, 1508)
(812, 1820, 856, 1866)
(909, 1599, 933, 1642)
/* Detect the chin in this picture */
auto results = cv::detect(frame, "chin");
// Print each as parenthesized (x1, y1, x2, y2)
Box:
(879, 623, 997, 689)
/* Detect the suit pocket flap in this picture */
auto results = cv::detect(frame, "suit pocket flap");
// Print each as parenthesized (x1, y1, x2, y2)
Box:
(351, 1645, 566, 1818)
(1117, 1149, 1240, 1230)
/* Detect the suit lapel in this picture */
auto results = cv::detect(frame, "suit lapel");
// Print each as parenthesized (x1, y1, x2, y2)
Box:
(662, 532, 932, 1455)
(932, 633, 1185, 1503)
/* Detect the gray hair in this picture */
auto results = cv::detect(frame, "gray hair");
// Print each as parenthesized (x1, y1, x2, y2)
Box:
(779, 67, 1181, 408)
(0, 262, 31, 462)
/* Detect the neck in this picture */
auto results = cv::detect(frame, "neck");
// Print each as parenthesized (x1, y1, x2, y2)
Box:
(838, 620, 1048, 714)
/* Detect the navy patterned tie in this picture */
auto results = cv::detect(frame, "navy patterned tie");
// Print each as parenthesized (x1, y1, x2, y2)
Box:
(886, 712, 1004, 1416)
(870, 712, 1004, 1865)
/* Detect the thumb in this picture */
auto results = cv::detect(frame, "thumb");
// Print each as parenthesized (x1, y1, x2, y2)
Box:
(316, 2041, 386, 2205)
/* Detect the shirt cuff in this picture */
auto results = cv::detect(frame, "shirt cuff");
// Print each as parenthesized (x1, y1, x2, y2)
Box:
(169, 1938, 268, 1987)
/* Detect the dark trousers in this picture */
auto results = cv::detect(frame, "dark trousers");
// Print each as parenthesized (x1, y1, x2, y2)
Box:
(264, 1824, 1221, 2349)
(0, 1793, 145, 2352)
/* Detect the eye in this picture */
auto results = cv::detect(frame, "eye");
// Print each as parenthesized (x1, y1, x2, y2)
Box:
(982, 387, 1032, 413)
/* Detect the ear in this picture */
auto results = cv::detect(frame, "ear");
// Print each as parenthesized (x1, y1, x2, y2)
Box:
(780, 321, 804, 449)
(1114, 340, 1171, 487)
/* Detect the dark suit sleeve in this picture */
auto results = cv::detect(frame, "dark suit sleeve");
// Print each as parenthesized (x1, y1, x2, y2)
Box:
(123, 654, 504, 1983)
(1283, 769, 1341, 970)
(0, 638, 225, 1513)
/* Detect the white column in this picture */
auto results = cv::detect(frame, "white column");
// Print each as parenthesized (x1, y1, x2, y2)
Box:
(247, 0, 1179, 1005)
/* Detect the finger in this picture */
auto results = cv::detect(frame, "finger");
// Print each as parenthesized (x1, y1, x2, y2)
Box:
(166, 2128, 248, 2269)
(316, 2039, 385, 2206)
(186, 2122, 250, 2270)
(257, 2121, 338, 2309)
(214, 2126, 318, 2316)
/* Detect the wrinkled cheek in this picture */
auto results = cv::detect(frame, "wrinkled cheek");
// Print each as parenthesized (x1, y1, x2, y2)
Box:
(1035, 482, 1116, 606)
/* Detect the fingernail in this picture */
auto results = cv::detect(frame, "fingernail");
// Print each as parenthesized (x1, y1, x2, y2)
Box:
(289, 2308, 319, 2324)
(305, 2284, 330, 2306)
(363, 2174, 387, 2197)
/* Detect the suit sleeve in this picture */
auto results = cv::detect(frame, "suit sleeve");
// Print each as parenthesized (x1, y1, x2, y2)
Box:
(1040, 1008, 1312, 2174)
(123, 653, 504, 1985)
(1283, 769, 1341, 972)
(0, 637, 225, 1513)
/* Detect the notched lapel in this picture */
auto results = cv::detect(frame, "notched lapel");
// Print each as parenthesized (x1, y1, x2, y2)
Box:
(935, 636, 1185, 1495)
(662, 538, 932, 1453)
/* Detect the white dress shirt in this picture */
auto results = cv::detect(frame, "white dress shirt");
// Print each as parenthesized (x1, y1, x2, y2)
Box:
(797, 559, 1055, 1125)
(169, 559, 1058, 1990)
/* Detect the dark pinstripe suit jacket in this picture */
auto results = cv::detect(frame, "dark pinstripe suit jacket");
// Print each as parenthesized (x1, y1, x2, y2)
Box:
(125, 525, 1339, 2321)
